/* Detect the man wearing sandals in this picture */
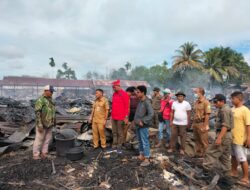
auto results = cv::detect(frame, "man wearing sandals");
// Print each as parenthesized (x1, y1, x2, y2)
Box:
(134, 85, 154, 167)
(33, 85, 56, 160)
(168, 91, 191, 155)
(230, 91, 250, 186)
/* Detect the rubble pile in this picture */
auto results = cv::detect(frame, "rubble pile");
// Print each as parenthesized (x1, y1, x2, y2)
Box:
(0, 97, 35, 123)
(0, 95, 249, 190)
(55, 95, 96, 116)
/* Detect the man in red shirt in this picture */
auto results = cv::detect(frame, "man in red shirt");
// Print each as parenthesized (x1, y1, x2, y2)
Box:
(111, 80, 130, 149)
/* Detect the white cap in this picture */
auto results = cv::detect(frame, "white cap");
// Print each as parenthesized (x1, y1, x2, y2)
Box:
(44, 85, 56, 92)
(163, 88, 171, 94)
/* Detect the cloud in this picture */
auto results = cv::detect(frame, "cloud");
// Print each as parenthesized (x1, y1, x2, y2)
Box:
(0, 46, 25, 59)
(0, 0, 249, 79)
(244, 52, 250, 65)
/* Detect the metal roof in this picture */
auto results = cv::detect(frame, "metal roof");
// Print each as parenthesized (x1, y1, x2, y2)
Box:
(1, 76, 150, 88)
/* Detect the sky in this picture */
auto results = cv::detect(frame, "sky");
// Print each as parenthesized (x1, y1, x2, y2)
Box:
(0, 0, 250, 79)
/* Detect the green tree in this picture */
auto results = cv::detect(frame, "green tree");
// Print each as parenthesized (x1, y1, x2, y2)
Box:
(49, 57, 56, 78)
(49, 57, 55, 67)
(204, 48, 239, 89)
(162, 60, 168, 67)
(125, 62, 132, 71)
(110, 68, 128, 80)
(204, 47, 248, 88)
(57, 62, 77, 79)
(85, 71, 93, 79)
(172, 42, 204, 75)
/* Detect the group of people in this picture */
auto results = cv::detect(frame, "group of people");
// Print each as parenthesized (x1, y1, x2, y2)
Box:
(32, 81, 250, 185)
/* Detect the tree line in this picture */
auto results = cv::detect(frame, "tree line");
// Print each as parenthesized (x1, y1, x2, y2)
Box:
(49, 42, 250, 91)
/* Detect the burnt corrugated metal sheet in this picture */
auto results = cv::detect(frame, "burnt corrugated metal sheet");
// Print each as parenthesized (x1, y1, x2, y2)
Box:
(3, 76, 93, 87)
(245, 86, 250, 93)
(94, 80, 150, 87)
(1, 76, 150, 88)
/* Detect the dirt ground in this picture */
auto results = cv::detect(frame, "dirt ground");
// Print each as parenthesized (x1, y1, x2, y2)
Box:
(0, 147, 167, 190)
(0, 145, 250, 190)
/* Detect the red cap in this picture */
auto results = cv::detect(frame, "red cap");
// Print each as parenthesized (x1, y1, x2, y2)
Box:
(112, 79, 120, 86)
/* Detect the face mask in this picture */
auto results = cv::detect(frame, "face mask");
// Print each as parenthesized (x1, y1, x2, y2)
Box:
(194, 94, 199, 99)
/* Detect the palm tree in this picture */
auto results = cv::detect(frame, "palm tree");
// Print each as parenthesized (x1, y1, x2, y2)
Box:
(162, 60, 168, 67)
(49, 57, 55, 78)
(204, 49, 240, 89)
(172, 42, 204, 74)
(49, 57, 55, 67)
(125, 62, 132, 71)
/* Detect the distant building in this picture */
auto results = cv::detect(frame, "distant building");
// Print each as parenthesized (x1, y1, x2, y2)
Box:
(0, 76, 150, 99)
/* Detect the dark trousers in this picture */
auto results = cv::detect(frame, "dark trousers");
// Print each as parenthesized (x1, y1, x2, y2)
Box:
(112, 120, 125, 146)
(152, 110, 160, 129)
(170, 125, 187, 150)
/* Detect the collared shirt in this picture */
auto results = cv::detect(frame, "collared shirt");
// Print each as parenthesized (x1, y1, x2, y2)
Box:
(111, 89, 129, 120)
(92, 97, 109, 124)
(193, 97, 211, 122)
(152, 94, 162, 110)
(215, 104, 233, 131)
(35, 95, 56, 128)
(134, 97, 154, 128)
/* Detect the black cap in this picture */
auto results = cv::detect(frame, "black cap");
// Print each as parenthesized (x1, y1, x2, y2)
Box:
(212, 94, 226, 103)
(153, 87, 160, 92)
(175, 91, 186, 97)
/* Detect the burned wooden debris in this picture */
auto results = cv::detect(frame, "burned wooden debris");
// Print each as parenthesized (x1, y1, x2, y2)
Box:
(0, 95, 249, 190)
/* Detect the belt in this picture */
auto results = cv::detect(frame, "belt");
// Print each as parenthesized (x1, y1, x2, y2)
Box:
(193, 118, 205, 123)
(216, 129, 231, 132)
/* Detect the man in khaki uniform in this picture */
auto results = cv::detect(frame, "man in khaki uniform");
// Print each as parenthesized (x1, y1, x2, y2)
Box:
(203, 94, 233, 175)
(89, 89, 109, 149)
(151, 87, 162, 129)
(192, 87, 211, 157)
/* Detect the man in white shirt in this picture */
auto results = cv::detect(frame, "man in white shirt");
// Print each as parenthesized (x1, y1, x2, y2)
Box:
(168, 91, 191, 155)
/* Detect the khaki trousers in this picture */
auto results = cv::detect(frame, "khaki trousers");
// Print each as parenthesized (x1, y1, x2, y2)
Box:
(203, 133, 232, 174)
(193, 124, 208, 156)
(92, 122, 106, 148)
(152, 110, 160, 129)
(33, 127, 52, 157)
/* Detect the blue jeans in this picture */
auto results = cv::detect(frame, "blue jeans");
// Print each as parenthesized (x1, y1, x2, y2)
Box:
(158, 120, 171, 142)
(136, 127, 150, 158)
